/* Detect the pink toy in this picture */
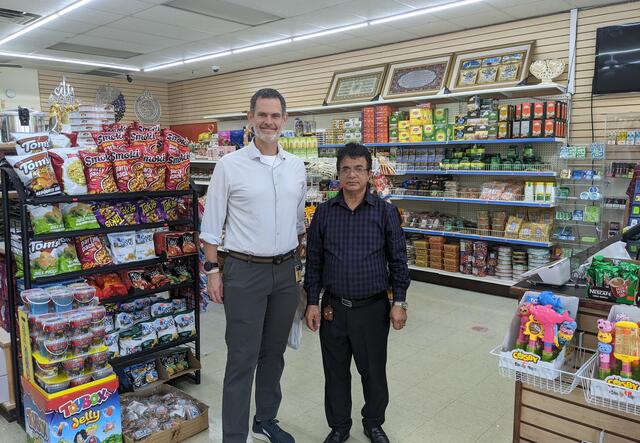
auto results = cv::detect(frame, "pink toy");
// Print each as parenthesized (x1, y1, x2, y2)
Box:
(529, 305, 573, 362)
(515, 302, 533, 350)
(597, 319, 614, 379)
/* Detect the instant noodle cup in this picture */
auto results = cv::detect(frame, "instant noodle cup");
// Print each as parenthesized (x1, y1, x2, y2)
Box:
(71, 333, 92, 355)
(21, 289, 50, 315)
(42, 337, 69, 359)
(88, 350, 109, 370)
(85, 305, 107, 325)
(61, 356, 85, 377)
(69, 374, 92, 388)
(49, 288, 74, 313)
(73, 285, 96, 307)
(68, 311, 92, 335)
(92, 366, 114, 381)
(41, 316, 68, 340)
(90, 325, 106, 348)
(34, 360, 59, 378)
(40, 379, 69, 394)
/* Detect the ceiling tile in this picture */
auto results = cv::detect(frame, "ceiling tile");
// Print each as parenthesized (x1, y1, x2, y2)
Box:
(80, 27, 180, 52)
(254, 18, 325, 38)
(219, 0, 349, 18)
(403, 20, 458, 38)
(55, 7, 123, 25)
(502, 0, 572, 18)
(447, 9, 516, 29)
(1, 0, 60, 16)
(106, 17, 213, 42)
(1, 29, 76, 52)
(294, 8, 366, 28)
(164, 0, 281, 26)
(40, 17, 100, 35)
(133, 6, 248, 35)
(83, 0, 154, 14)
(325, 36, 378, 51)
(225, 27, 294, 44)
(362, 29, 417, 45)
(63, 35, 156, 54)
(338, 0, 415, 20)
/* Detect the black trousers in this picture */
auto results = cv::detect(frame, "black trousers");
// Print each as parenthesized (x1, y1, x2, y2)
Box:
(320, 295, 391, 432)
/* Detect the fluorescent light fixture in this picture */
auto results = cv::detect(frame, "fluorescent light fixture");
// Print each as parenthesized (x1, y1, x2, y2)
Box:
(293, 23, 368, 41)
(232, 39, 292, 54)
(144, 60, 185, 72)
(184, 51, 232, 64)
(58, 0, 94, 16)
(0, 51, 139, 71)
(369, 0, 484, 25)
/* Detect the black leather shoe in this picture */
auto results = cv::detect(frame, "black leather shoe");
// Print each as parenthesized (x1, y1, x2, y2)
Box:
(323, 429, 350, 443)
(364, 426, 390, 443)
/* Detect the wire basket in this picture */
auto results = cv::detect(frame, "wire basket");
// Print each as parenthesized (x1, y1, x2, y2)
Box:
(579, 352, 640, 416)
(490, 344, 592, 395)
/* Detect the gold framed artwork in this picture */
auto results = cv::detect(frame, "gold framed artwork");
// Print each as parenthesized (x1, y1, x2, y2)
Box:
(448, 42, 534, 92)
(324, 65, 388, 105)
(381, 55, 452, 99)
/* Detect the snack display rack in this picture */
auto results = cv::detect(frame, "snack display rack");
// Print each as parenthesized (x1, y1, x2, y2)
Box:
(0, 166, 201, 425)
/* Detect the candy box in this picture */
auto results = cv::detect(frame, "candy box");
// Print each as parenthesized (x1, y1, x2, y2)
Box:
(22, 374, 121, 443)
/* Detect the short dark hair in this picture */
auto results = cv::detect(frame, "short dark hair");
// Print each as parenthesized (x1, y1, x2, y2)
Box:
(337, 143, 372, 171)
(250, 88, 286, 114)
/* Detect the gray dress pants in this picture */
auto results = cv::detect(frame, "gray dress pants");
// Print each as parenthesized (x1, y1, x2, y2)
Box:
(221, 256, 299, 443)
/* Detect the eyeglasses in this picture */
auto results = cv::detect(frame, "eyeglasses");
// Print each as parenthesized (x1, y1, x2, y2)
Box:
(339, 166, 368, 175)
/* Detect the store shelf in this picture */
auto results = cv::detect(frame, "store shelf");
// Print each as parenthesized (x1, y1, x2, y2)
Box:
(0, 142, 16, 152)
(25, 189, 193, 205)
(100, 280, 196, 305)
(193, 179, 210, 186)
(403, 227, 552, 247)
(203, 82, 568, 120)
(408, 264, 518, 286)
(395, 169, 557, 177)
(190, 159, 218, 165)
(319, 138, 566, 148)
(110, 336, 197, 367)
(390, 194, 555, 208)
(32, 219, 194, 241)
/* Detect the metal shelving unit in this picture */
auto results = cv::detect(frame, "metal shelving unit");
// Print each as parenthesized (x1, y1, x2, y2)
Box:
(403, 227, 553, 247)
(319, 137, 566, 148)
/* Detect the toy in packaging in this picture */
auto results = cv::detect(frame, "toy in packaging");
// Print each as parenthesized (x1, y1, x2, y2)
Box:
(6, 151, 61, 196)
(60, 202, 100, 230)
(49, 147, 88, 194)
(12, 132, 49, 154)
(28, 204, 65, 235)
(79, 150, 118, 194)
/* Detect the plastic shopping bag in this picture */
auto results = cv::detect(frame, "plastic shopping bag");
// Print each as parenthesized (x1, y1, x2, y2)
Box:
(287, 285, 307, 350)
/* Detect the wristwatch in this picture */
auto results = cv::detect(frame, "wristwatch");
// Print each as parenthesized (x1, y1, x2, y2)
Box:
(393, 301, 408, 310)
(204, 261, 219, 274)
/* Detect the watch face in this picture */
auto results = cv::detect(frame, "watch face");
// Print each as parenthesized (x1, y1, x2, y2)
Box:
(204, 261, 218, 272)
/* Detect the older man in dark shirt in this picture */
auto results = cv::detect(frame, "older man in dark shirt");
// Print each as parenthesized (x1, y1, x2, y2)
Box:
(304, 143, 410, 443)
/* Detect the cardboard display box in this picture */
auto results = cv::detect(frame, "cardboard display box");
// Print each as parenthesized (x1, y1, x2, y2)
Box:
(587, 258, 640, 304)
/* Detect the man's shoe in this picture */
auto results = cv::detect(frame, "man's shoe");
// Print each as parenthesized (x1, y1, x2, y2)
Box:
(363, 426, 390, 443)
(251, 417, 295, 443)
(323, 429, 350, 443)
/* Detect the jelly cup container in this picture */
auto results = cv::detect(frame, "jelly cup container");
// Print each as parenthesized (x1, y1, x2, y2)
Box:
(21, 289, 50, 315)
(61, 356, 85, 378)
(40, 379, 69, 394)
(34, 313, 58, 336)
(92, 366, 113, 381)
(41, 316, 68, 340)
(73, 286, 96, 307)
(34, 360, 59, 378)
(50, 289, 74, 313)
(85, 306, 107, 325)
(69, 374, 92, 388)
(68, 312, 92, 335)
(41, 337, 69, 359)
(70, 333, 93, 355)
(87, 351, 109, 370)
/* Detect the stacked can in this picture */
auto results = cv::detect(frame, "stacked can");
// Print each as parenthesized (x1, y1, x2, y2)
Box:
(496, 246, 513, 280)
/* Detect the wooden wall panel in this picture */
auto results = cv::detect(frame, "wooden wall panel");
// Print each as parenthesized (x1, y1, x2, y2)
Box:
(167, 13, 571, 125)
(38, 70, 170, 127)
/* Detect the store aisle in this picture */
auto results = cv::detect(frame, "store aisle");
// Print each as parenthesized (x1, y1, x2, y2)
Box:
(176, 281, 517, 443)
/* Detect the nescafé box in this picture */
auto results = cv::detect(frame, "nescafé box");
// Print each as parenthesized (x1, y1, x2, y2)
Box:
(22, 374, 121, 443)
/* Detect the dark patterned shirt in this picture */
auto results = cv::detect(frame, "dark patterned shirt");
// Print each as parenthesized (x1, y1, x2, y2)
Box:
(304, 190, 410, 304)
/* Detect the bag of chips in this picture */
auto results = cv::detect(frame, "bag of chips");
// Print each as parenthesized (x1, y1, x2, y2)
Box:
(56, 238, 82, 274)
(105, 330, 119, 359)
(164, 133, 190, 191)
(12, 132, 50, 155)
(174, 310, 195, 338)
(144, 265, 171, 288)
(49, 132, 74, 150)
(91, 131, 128, 152)
(107, 231, 137, 264)
(181, 232, 198, 254)
(93, 202, 129, 227)
(117, 201, 139, 225)
(154, 315, 178, 344)
(28, 204, 64, 235)
(135, 230, 156, 261)
(142, 146, 166, 191)
(137, 198, 164, 224)
(130, 130, 160, 153)
(5, 152, 61, 196)
(138, 321, 158, 350)
(123, 269, 152, 291)
(133, 122, 161, 132)
(107, 145, 145, 192)
(49, 148, 88, 195)
(75, 235, 114, 270)
(28, 240, 59, 278)
(124, 360, 158, 388)
(158, 197, 179, 221)
(60, 202, 100, 231)
(102, 123, 128, 132)
(79, 150, 118, 194)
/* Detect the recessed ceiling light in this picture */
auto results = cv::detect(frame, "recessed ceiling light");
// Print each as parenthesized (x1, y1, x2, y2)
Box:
(0, 51, 139, 71)
(369, 0, 485, 25)
(293, 23, 369, 41)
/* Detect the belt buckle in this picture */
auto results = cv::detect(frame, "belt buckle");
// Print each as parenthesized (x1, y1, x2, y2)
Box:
(273, 255, 283, 265)
(341, 298, 353, 308)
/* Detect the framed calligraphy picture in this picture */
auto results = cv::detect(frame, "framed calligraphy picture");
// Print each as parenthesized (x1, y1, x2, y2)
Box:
(325, 65, 388, 105)
(382, 55, 452, 99)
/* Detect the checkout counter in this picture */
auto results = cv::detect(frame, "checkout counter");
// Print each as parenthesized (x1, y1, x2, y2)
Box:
(508, 226, 640, 442)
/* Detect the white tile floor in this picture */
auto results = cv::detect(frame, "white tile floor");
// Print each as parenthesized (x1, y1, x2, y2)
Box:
(0, 281, 517, 442)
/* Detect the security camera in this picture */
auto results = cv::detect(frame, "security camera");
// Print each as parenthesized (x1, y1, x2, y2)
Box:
(211, 65, 220, 73)
(126, 74, 133, 83)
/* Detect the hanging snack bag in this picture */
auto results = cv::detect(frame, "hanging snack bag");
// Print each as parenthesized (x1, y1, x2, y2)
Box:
(107, 231, 137, 264)
(144, 265, 171, 288)
(117, 201, 139, 225)
(154, 231, 182, 257)
(106, 145, 145, 192)
(49, 148, 88, 195)
(91, 131, 128, 153)
(93, 202, 129, 227)
(137, 198, 164, 224)
(143, 145, 166, 191)
(60, 202, 100, 230)
(181, 231, 198, 254)
(29, 240, 61, 278)
(75, 235, 114, 270)
(123, 269, 151, 291)
(6, 152, 61, 196)
(135, 230, 157, 261)
(159, 197, 179, 221)
(12, 132, 50, 155)
(172, 298, 187, 312)
(154, 315, 178, 344)
(28, 204, 65, 235)
(163, 130, 191, 191)
(55, 238, 82, 274)
(79, 150, 118, 194)
(174, 310, 196, 338)
(124, 360, 158, 389)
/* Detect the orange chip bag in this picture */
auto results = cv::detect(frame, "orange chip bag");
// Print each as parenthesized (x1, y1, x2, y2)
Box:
(129, 130, 160, 154)
(75, 235, 114, 270)
(143, 145, 166, 191)
(79, 150, 118, 194)
(91, 131, 128, 153)
(106, 145, 145, 192)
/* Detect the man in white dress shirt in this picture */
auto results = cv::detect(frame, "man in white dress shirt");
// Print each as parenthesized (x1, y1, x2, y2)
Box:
(201, 88, 306, 443)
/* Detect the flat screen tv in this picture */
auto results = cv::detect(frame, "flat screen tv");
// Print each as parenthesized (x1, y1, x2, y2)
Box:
(592, 23, 640, 94)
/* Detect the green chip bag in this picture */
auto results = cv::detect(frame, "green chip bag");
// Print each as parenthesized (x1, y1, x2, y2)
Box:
(28, 205, 65, 235)
(60, 202, 100, 231)
(56, 238, 81, 274)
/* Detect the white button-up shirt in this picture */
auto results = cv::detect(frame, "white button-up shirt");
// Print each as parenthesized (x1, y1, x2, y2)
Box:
(201, 141, 307, 257)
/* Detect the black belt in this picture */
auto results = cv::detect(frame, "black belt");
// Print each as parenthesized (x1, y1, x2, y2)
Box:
(226, 249, 296, 264)
(328, 291, 388, 309)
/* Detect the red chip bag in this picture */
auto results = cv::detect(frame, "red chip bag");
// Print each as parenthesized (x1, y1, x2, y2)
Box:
(91, 131, 128, 152)
(64, 133, 78, 147)
(162, 129, 190, 151)
(102, 123, 128, 132)
(90, 273, 128, 298)
(75, 235, 114, 270)
(129, 130, 160, 153)
(133, 122, 161, 132)
(79, 150, 118, 194)
(163, 130, 190, 191)
(143, 145, 166, 191)
(106, 145, 145, 192)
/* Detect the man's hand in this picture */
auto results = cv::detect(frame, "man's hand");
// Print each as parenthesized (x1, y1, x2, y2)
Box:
(390, 306, 407, 330)
(207, 273, 224, 304)
(305, 305, 321, 332)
